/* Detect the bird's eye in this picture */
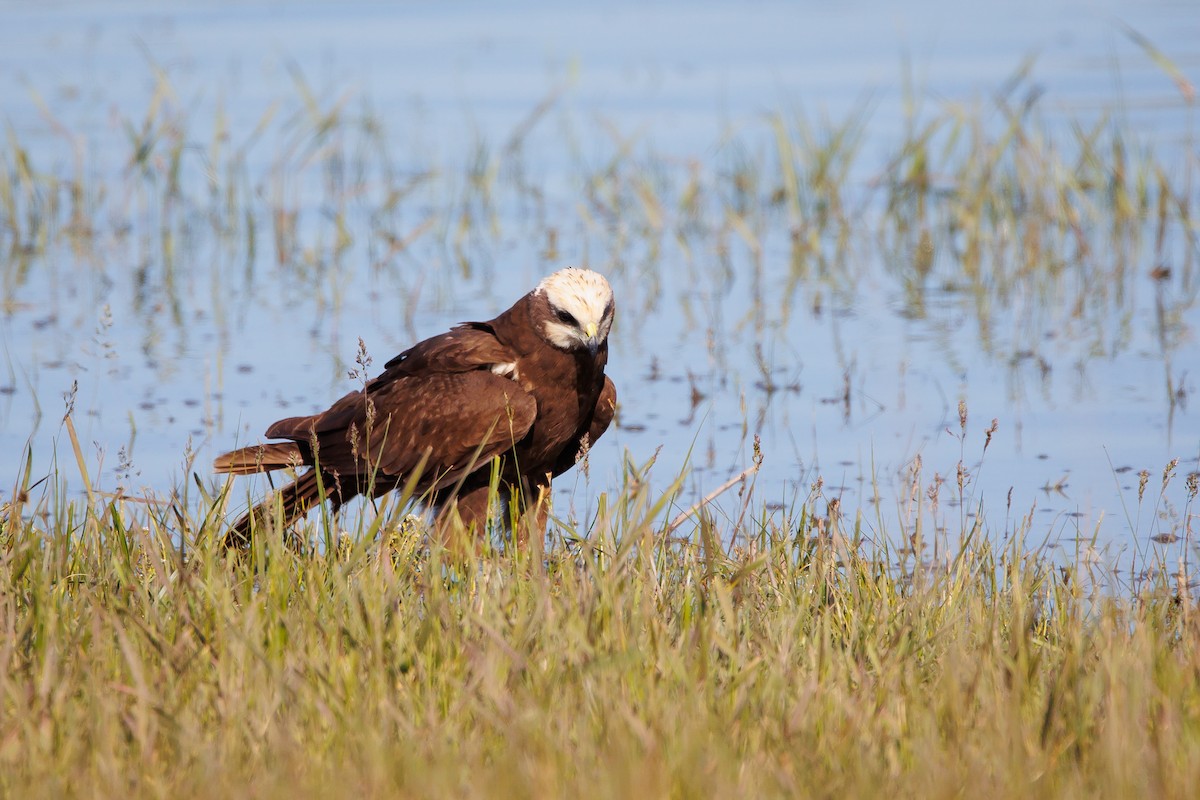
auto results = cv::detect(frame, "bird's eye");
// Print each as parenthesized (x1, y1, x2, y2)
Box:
(555, 308, 578, 327)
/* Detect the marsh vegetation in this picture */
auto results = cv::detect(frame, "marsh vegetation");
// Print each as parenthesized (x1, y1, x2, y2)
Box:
(3, 445, 1200, 798)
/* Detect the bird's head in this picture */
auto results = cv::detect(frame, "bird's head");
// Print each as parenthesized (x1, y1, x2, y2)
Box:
(533, 267, 615, 355)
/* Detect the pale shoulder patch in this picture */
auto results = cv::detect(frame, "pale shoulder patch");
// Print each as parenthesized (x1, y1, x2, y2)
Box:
(491, 361, 519, 380)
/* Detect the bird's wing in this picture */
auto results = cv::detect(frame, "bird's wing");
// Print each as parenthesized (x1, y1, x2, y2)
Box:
(265, 371, 537, 485)
(374, 322, 515, 382)
(365, 371, 537, 480)
(264, 320, 530, 473)
(551, 375, 617, 478)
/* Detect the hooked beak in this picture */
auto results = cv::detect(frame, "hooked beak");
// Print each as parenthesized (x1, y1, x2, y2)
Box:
(584, 322, 601, 356)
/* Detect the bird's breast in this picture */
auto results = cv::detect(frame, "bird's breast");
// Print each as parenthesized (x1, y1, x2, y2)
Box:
(513, 348, 604, 462)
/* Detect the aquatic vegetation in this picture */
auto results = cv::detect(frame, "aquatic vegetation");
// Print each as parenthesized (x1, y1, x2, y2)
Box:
(3, 442, 1200, 798)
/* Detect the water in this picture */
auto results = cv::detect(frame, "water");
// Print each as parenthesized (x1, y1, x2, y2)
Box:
(1, 0, 1197, 558)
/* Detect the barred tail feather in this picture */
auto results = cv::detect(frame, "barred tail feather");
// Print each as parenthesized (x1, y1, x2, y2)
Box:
(213, 443, 304, 476)
(222, 470, 350, 549)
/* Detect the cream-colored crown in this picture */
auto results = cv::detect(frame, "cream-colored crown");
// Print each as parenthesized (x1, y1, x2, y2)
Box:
(535, 268, 615, 351)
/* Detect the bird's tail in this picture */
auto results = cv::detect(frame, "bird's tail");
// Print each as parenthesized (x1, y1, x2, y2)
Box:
(213, 442, 305, 475)
(222, 469, 350, 549)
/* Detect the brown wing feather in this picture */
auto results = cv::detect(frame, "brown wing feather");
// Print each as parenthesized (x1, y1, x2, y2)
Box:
(365, 372, 537, 482)
(266, 323, 518, 441)
(260, 370, 537, 490)
(263, 321, 525, 446)
(374, 322, 514, 382)
(265, 388, 365, 439)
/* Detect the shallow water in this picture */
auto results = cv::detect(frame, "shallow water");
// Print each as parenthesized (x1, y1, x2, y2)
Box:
(1, 0, 1198, 560)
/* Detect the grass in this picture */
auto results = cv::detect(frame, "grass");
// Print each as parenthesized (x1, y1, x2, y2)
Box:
(2, 440, 1200, 799)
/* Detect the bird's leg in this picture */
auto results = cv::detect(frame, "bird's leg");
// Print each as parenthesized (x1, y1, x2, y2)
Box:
(434, 483, 494, 557)
(514, 473, 553, 555)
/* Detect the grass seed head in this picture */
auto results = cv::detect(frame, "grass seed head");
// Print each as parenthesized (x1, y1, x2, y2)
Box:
(1162, 457, 1179, 491)
(984, 418, 998, 452)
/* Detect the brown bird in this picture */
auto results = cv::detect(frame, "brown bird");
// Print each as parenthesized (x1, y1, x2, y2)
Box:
(214, 267, 617, 548)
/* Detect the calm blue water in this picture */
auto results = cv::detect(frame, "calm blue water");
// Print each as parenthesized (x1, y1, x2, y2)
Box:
(1, 1, 1197, 561)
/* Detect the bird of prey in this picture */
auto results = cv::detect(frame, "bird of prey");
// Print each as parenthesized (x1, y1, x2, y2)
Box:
(213, 267, 616, 548)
